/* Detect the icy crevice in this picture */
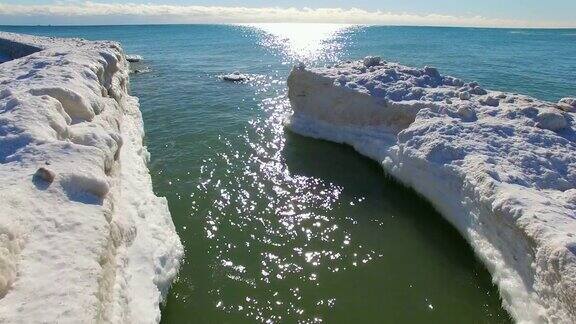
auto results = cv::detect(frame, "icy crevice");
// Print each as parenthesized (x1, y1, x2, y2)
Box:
(0, 32, 182, 323)
(287, 59, 576, 323)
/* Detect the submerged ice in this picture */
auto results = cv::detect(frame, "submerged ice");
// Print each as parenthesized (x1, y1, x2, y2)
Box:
(287, 57, 576, 323)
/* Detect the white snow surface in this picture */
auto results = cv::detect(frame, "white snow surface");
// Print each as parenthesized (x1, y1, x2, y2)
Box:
(0, 32, 183, 323)
(287, 58, 576, 323)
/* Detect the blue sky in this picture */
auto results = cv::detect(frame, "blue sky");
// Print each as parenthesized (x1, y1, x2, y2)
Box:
(1, 1, 575, 27)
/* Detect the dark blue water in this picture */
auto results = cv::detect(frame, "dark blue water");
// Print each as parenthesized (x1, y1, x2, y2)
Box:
(2, 24, 574, 323)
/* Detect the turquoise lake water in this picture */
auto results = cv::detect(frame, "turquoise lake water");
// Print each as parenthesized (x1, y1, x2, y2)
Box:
(1, 24, 575, 323)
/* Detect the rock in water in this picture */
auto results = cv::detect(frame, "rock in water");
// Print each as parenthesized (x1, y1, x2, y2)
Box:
(126, 54, 143, 62)
(223, 71, 249, 82)
(131, 67, 151, 74)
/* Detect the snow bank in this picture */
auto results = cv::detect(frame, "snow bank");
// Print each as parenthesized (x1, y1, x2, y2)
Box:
(287, 58, 576, 323)
(0, 32, 183, 323)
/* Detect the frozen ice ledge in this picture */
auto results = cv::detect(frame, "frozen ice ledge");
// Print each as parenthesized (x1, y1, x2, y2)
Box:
(287, 57, 576, 323)
(0, 32, 183, 323)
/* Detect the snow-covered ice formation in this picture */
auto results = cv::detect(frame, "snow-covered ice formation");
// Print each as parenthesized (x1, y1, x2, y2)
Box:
(125, 54, 143, 63)
(222, 71, 250, 82)
(0, 32, 183, 323)
(287, 57, 576, 323)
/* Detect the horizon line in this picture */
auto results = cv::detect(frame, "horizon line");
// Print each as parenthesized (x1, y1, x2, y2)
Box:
(1, 23, 576, 30)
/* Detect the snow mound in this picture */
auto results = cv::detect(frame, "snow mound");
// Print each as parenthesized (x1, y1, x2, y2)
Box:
(287, 58, 576, 323)
(0, 32, 183, 323)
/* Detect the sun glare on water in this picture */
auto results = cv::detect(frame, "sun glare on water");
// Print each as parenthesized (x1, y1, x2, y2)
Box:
(246, 23, 355, 62)
(182, 23, 382, 323)
(151, 23, 511, 323)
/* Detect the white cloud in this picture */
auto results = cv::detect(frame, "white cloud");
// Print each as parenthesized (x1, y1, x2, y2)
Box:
(0, 1, 572, 28)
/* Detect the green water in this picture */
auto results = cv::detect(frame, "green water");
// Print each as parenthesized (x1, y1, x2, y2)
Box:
(134, 25, 511, 323)
(158, 131, 510, 323)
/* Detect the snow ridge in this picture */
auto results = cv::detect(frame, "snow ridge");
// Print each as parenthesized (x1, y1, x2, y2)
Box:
(287, 58, 576, 323)
(0, 32, 182, 323)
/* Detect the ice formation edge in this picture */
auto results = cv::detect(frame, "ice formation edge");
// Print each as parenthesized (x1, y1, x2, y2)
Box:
(287, 58, 576, 323)
(0, 32, 183, 323)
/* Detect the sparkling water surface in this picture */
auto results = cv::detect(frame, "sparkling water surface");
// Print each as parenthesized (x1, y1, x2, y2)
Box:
(2, 24, 575, 323)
